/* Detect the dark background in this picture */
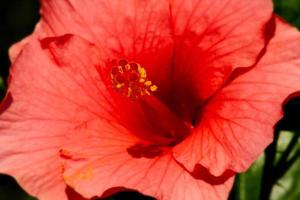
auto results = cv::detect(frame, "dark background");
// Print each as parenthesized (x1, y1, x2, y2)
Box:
(0, 0, 300, 200)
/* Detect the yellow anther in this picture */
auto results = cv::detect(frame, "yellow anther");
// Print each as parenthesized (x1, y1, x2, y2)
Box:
(144, 81, 152, 86)
(116, 83, 124, 88)
(139, 78, 145, 83)
(150, 85, 158, 92)
(127, 87, 132, 97)
(138, 66, 147, 78)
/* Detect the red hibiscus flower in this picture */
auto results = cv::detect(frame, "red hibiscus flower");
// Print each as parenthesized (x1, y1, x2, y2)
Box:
(1, 0, 300, 200)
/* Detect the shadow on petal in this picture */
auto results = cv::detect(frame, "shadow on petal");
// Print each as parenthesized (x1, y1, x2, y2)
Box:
(191, 164, 235, 185)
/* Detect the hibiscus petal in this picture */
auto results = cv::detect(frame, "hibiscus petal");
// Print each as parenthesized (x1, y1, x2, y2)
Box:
(8, 22, 49, 62)
(59, 119, 234, 200)
(167, 0, 275, 120)
(39, 0, 177, 103)
(9, 36, 31, 62)
(171, 0, 273, 68)
(39, 0, 172, 49)
(173, 17, 300, 175)
(0, 35, 114, 199)
(38, 0, 273, 65)
(37, 1, 274, 100)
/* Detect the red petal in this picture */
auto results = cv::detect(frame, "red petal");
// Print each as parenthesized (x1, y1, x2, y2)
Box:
(38, 0, 273, 64)
(171, 0, 273, 68)
(39, 0, 175, 103)
(32, 1, 275, 123)
(39, 0, 172, 55)
(58, 120, 234, 200)
(166, 0, 274, 120)
(9, 36, 31, 62)
(9, 22, 50, 62)
(0, 35, 114, 199)
(173, 17, 300, 175)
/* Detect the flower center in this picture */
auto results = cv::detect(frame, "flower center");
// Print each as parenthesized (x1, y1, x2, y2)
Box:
(109, 59, 192, 159)
(111, 59, 157, 99)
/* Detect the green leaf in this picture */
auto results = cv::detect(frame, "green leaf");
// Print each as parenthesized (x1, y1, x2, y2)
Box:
(233, 155, 265, 200)
(271, 132, 300, 200)
(233, 131, 300, 200)
(274, 0, 300, 29)
(0, 77, 6, 100)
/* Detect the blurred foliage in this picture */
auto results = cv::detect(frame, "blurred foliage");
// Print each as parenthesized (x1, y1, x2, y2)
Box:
(274, 0, 300, 29)
(0, 175, 36, 200)
(232, 130, 300, 200)
(271, 132, 300, 200)
(233, 154, 265, 200)
(0, 0, 300, 200)
(0, 77, 5, 100)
